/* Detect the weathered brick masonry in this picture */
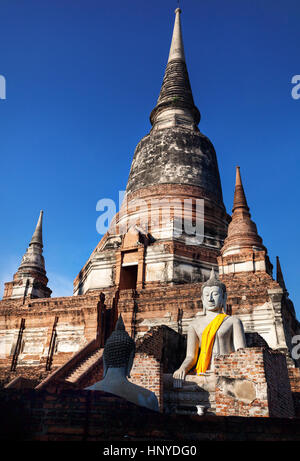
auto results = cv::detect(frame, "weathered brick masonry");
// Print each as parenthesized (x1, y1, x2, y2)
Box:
(215, 348, 294, 418)
(130, 325, 185, 409)
(1, 389, 300, 442)
(131, 353, 162, 407)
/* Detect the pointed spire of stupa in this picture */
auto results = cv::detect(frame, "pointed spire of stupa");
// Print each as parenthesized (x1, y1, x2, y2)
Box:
(150, 8, 200, 129)
(2, 211, 51, 300)
(232, 167, 250, 213)
(221, 167, 265, 256)
(29, 210, 43, 246)
(18, 211, 46, 273)
(276, 256, 287, 292)
(219, 166, 273, 276)
(167, 8, 186, 63)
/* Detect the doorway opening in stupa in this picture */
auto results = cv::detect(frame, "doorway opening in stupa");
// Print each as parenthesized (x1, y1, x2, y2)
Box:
(119, 264, 138, 290)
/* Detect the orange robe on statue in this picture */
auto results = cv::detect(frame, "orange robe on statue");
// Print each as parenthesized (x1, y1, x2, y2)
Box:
(195, 313, 227, 374)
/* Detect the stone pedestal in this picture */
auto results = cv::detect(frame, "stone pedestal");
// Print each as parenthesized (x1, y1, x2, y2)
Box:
(163, 372, 216, 415)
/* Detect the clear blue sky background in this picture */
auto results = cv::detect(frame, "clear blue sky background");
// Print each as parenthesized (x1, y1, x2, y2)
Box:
(0, 0, 299, 315)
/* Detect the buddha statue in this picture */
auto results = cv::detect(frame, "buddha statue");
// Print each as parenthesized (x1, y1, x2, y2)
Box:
(85, 315, 159, 411)
(173, 268, 246, 387)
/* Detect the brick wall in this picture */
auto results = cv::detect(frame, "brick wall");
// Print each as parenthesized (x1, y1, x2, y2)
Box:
(220, 272, 279, 315)
(130, 352, 162, 408)
(1, 388, 300, 441)
(0, 291, 116, 389)
(288, 366, 300, 392)
(129, 325, 185, 410)
(287, 360, 300, 417)
(263, 348, 294, 417)
(130, 326, 165, 409)
(0, 362, 55, 388)
(214, 347, 294, 418)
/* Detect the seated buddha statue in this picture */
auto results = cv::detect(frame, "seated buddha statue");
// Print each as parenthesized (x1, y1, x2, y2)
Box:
(173, 268, 246, 387)
(85, 315, 159, 411)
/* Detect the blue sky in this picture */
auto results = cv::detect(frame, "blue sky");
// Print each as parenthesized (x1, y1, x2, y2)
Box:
(0, 0, 299, 315)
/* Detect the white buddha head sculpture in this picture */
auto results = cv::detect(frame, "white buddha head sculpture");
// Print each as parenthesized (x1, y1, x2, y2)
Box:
(201, 268, 227, 314)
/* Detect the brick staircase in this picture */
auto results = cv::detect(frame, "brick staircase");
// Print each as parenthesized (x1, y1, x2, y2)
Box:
(65, 348, 104, 384)
(36, 339, 104, 391)
(35, 291, 118, 391)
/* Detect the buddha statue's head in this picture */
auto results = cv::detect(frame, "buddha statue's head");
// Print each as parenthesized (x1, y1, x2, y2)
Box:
(201, 268, 227, 313)
(103, 314, 135, 378)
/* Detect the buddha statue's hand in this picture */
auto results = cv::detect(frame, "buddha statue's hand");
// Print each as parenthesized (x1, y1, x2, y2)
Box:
(173, 367, 186, 388)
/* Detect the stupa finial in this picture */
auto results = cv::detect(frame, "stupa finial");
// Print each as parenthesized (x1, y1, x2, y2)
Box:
(150, 8, 200, 128)
(30, 210, 44, 246)
(232, 167, 250, 213)
(168, 6, 185, 63)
